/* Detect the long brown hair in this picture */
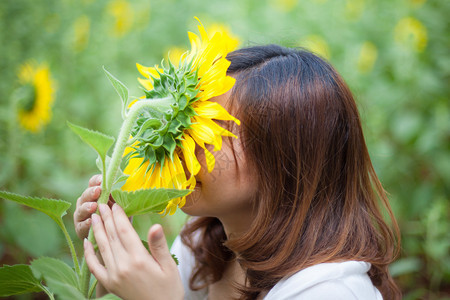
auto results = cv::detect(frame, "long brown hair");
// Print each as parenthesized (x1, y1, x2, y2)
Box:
(181, 45, 401, 299)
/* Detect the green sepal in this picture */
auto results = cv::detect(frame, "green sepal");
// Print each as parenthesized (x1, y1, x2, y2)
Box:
(167, 118, 182, 135)
(163, 134, 177, 156)
(0, 264, 44, 297)
(130, 53, 201, 173)
(111, 188, 190, 216)
(133, 118, 164, 139)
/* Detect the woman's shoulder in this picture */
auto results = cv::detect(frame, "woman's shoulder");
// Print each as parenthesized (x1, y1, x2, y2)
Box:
(264, 261, 383, 300)
(171, 234, 381, 299)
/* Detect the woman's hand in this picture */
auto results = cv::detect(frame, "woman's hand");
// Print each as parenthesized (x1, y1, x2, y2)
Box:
(84, 203, 184, 300)
(73, 175, 102, 239)
(74, 175, 115, 239)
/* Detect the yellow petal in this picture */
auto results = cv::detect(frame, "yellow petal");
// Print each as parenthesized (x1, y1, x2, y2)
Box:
(168, 153, 185, 190)
(198, 74, 235, 101)
(147, 164, 161, 188)
(195, 17, 209, 43)
(193, 101, 240, 125)
(203, 147, 215, 172)
(189, 120, 216, 145)
(122, 158, 147, 191)
(179, 195, 187, 207)
(136, 63, 162, 79)
(187, 130, 216, 173)
(181, 135, 201, 177)
(138, 77, 153, 90)
(161, 162, 173, 188)
(202, 117, 237, 138)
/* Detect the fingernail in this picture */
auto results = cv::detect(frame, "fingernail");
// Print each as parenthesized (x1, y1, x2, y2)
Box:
(112, 203, 118, 211)
(84, 238, 88, 248)
(92, 213, 100, 224)
(98, 203, 108, 215)
(152, 224, 164, 240)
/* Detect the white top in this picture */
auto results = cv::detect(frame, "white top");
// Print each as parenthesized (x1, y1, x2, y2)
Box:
(171, 236, 383, 299)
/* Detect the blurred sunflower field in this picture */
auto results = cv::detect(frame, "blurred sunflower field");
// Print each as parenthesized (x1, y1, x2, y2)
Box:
(0, 0, 448, 299)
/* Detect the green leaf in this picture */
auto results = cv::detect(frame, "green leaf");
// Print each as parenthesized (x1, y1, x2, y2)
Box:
(31, 257, 79, 290)
(103, 66, 129, 113)
(0, 264, 43, 297)
(172, 254, 179, 265)
(0, 190, 71, 228)
(68, 121, 115, 163)
(45, 278, 86, 300)
(111, 188, 190, 216)
(3, 202, 62, 257)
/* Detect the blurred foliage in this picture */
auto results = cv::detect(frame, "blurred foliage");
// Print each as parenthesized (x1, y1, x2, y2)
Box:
(0, 0, 448, 299)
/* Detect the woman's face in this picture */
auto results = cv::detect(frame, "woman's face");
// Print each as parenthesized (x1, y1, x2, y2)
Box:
(181, 92, 258, 222)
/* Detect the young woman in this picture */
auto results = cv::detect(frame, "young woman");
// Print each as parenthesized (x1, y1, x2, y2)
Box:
(74, 45, 401, 299)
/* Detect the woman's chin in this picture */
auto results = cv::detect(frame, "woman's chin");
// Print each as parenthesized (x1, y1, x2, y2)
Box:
(180, 190, 201, 214)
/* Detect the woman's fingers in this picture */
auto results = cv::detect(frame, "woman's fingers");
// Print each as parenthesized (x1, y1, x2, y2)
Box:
(91, 213, 117, 269)
(75, 217, 92, 240)
(76, 186, 101, 209)
(110, 204, 147, 254)
(84, 238, 108, 283)
(147, 224, 174, 270)
(88, 174, 102, 187)
(98, 204, 127, 256)
(74, 185, 101, 239)
(85, 204, 183, 299)
(74, 201, 98, 223)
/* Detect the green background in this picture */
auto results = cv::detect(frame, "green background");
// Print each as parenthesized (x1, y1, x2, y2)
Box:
(0, 0, 448, 299)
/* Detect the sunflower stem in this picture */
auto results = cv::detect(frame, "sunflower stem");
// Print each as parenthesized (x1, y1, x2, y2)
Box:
(79, 97, 172, 297)
(58, 220, 80, 275)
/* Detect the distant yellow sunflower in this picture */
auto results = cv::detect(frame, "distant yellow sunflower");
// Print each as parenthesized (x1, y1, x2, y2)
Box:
(394, 17, 427, 52)
(107, 0, 134, 37)
(301, 34, 331, 60)
(16, 62, 55, 133)
(73, 15, 90, 52)
(121, 18, 240, 215)
(357, 41, 378, 73)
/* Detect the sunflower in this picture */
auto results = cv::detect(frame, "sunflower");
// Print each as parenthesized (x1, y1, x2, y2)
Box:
(107, 0, 134, 37)
(394, 17, 427, 52)
(121, 18, 240, 215)
(16, 62, 55, 133)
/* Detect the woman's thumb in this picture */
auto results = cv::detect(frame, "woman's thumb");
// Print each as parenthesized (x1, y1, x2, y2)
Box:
(147, 224, 173, 268)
